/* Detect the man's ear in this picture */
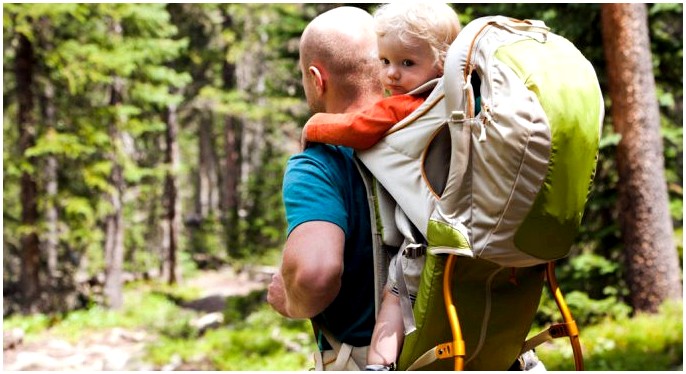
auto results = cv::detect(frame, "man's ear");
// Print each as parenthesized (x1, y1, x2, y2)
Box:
(308, 66, 325, 95)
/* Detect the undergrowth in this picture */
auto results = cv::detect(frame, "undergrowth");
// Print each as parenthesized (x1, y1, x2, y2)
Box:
(146, 305, 313, 370)
(535, 300, 683, 371)
(3, 277, 682, 371)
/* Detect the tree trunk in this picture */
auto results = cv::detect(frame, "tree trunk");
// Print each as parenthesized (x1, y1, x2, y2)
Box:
(222, 115, 242, 255)
(196, 112, 218, 218)
(235, 9, 268, 238)
(38, 17, 59, 280)
(16, 32, 41, 314)
(219, 13, 242, 254)
(600, 3, 682, 312)
(163, 100, 182, 285)
(43, 87, 59, 279)
(103, 72, 125, 309)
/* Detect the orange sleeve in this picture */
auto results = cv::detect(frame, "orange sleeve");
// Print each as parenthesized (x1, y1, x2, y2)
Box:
(303, 94, 425, 150)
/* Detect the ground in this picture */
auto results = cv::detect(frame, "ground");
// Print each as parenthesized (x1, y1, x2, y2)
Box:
(2, 266, 273, 371)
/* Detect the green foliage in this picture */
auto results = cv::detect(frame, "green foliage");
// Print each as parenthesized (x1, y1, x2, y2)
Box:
(238, 146, 288, 258)
(24, 129, 94, 159)
(146, 304, 313, 371)
(647, 3, 682, 231)
(2, 286, 184, 343)
(536, 253, 632, 326)
(2, 313, 53, 339)
(558, 253, 628, 300)
(541, 290, 631, 326)
(223, 289, 266, 324)
(58, 291, 180, 335)
(3, 3, 196, 298)
(187, 214, 227, 263)
(536, 290, 630, 328)
(675, 227, 683, 264)
(537, 300, 683, 371)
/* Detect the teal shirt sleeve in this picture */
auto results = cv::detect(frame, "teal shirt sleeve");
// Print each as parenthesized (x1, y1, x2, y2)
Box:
(283, 146, 350, 237)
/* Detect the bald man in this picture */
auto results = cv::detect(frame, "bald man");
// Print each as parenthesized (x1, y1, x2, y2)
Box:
(267, 6, 384, 370)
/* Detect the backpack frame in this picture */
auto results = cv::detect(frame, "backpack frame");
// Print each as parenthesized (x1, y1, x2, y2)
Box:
(356, 15, 603, 370)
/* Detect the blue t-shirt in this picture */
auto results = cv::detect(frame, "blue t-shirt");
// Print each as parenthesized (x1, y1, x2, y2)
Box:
(282, 143, 375, 349)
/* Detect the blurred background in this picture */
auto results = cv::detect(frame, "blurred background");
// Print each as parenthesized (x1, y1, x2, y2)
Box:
(3, 3, 682, 371)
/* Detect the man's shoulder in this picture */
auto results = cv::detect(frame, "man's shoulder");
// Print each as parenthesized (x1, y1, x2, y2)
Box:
(284, 144, 358, 191)
(301, 143, 354, 158)
(287, 143, 355, 169)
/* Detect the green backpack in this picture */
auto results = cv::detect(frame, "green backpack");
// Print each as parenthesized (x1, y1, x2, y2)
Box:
(356, 16, 603, 370)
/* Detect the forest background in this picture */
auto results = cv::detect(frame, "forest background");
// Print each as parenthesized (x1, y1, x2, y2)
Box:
(2, 3, 683, 371)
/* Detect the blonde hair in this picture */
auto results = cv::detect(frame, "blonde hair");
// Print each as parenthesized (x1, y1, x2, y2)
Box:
(374, 2, 461, 72)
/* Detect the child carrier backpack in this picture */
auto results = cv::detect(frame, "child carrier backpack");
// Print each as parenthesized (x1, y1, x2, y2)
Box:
(355, 16, 603, 370)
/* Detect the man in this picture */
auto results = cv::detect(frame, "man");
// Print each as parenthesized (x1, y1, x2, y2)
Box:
(267, 6, 384, 370)
(268, 5, 548, 372)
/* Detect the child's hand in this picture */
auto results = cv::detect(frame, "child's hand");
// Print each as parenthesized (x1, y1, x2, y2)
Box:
(300, 123, 310, 152)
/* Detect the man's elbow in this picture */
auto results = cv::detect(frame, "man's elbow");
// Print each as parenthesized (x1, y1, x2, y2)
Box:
(298, 262, 341, 295)
(289, 261, 342, 317)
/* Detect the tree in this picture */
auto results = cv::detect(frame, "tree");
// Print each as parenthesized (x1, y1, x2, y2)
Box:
(600, 3, 682, 312)
(3, 4, 192, 310)
(223, 3, 307, 257)
(165, 4, 225, 264)
(15, 29, 41, 314)
(102, 18, 125, 309)
(219, 8, 242, 256)
(162, 97, 182, 284)
(35, 16, 60, 281)
(196, 111, 219, 218)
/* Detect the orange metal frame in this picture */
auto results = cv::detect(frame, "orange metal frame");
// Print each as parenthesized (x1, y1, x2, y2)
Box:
(442, 256, 584, 371)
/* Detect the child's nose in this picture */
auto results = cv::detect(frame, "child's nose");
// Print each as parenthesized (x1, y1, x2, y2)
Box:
(387, 66, 400, 80)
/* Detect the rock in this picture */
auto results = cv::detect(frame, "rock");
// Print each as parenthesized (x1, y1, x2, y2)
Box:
(190, 312, 224, 334)
(161, 354, 182, 371)
(3, 328, 24, 350)
(103, 348, 132, 370)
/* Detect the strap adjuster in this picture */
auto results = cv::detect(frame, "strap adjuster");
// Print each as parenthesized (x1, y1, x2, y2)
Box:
(402, 243, 426, 259)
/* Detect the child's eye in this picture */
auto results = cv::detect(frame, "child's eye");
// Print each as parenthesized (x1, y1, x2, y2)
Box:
(402, 60, 414, 67)
(380, 58, 390, 65)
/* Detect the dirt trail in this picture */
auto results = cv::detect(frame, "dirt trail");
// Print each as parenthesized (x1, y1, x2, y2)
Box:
(2, 266, 274, 371)
(3, 327, 155, 371)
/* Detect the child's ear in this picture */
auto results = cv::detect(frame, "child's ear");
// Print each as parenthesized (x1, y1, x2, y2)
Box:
(308, 66, 325, 94)
(435, 62, 444, 78)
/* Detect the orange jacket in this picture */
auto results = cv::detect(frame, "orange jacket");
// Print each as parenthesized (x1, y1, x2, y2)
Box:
(302, 94, 426, 150)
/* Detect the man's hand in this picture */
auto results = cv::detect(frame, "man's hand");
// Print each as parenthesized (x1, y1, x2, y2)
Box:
(267, 271, 290, 317)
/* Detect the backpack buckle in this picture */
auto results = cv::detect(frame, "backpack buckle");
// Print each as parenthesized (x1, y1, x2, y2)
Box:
(449, 111, 466, 124)
(402, 243, 426, 259)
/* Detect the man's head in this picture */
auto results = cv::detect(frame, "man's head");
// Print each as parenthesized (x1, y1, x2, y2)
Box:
(299, 7, 383, 114)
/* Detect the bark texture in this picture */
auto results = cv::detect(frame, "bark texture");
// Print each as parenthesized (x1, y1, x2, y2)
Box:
(601, 3, 682, 312)
(16, 32, 41, 314)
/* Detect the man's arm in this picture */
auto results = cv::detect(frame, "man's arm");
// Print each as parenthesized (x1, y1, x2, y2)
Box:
(268, 220, 345, 318)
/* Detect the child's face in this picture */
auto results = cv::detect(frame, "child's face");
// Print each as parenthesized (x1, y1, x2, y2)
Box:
(377, 33, 441, 96)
